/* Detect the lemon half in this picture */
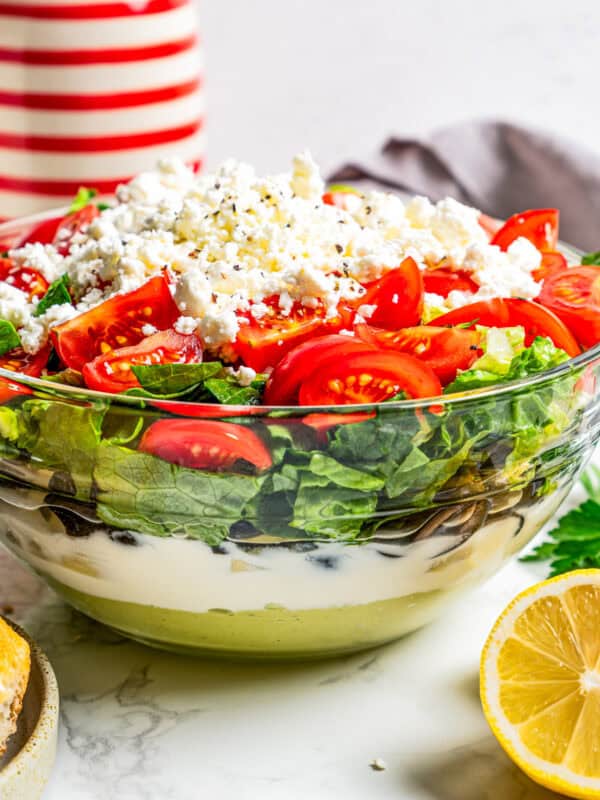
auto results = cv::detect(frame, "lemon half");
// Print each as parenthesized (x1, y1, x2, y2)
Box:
(480, 569, 600, 799)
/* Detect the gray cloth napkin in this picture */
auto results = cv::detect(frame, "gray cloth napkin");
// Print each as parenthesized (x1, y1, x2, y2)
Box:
(329, 120, 600, 251)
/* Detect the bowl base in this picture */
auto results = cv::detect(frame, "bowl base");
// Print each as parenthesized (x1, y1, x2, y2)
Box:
(45, 577, 458, 661)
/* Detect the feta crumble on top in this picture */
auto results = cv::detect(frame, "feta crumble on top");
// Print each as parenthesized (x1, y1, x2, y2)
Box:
(7, 152, 542, 356)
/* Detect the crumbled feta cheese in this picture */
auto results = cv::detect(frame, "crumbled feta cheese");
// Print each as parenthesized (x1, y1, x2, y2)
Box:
(226, 365, 257, 386)
(173, 316, 197, 335)
(4, 153, 547, 358)
(141, 323, 158, 337)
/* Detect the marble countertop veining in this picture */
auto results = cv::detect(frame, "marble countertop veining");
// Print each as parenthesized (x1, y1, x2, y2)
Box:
(0, 551, 565, 800)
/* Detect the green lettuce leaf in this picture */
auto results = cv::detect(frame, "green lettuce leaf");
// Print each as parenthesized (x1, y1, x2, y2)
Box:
(94, 443, 264, 546)
(0, 320, 21, 355)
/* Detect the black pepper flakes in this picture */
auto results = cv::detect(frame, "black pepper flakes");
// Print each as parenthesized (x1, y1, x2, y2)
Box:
(233, 264, 241, 271)
(335, 244, 343, 254)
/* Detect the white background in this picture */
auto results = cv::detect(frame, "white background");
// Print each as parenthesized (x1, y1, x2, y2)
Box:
(200, 0, 599, 175)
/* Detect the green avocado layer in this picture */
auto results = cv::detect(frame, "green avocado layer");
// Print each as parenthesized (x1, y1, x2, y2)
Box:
(47, 578, 455, 659)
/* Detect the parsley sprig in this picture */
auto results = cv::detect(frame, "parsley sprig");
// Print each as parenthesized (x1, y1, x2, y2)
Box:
(522, 465, 600, 575)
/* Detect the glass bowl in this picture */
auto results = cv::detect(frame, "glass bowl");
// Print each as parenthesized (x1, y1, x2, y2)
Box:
(0, 211, 598, 659)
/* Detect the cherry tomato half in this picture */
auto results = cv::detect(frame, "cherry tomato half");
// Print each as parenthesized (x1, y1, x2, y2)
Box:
(236, 297, 344, 373)
(298, 350, 442, 405)
(491, 209, 559, 252)
(423, 268, 478, 298)
(139, 419, 272, 473)
(532, 251, 568, 283)
(52, 274, 180, 371)
(358, 257, 424, 329)
(0, 257, 48, 301)
(263, 334, 375, 405)
(357, 324, 482, 385)
(82, 330, 203, 394)
(0, 379, 32, 405)
(538, 267, 600, 347)
(0, 344, 50, 379)
(53, 205, 100, 256)
(431, 297, 580, 357)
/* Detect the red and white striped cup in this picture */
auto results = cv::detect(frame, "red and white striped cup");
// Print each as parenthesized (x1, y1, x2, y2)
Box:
(0, 0, 204, 219)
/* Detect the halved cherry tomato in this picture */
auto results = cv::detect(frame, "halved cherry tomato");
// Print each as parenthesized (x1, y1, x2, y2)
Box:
(298, 350, 442, 405)
(491, 209, 559, 252)
(0, 344, 50, 403)
(235, 297, 343, 373)
(53, 205, 100, 256)
(431, 297, 580, 357)
(302, 412, 374, 445)
(358, 324, 482, 384)
(139, 419, 272, 473)
(52, 274, 179, 371)
(82, 330, 203, 394)
(479, 213, 501, 239)
(0, 257, 48, 300)
(358, 257, 424, 329)
(532, 251, 568, 283)
(264, 334, 375, 405)
(0, 344, 50, 378)
(423, 268, 478, 298)
(9, 215, 63, 249)
(0, 379, 32, 405)
(538, 267, 600, 347)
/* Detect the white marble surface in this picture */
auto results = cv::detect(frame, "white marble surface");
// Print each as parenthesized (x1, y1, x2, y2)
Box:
(0, 548, 568, 800)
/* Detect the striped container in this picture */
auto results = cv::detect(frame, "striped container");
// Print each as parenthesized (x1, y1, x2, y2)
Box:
(0, 0, 204, 219)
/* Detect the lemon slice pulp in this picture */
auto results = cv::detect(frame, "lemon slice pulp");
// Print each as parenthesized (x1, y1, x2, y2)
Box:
(480, 570, 600, 799)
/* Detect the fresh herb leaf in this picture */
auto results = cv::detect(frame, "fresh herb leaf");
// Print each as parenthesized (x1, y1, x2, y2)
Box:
(68, 187, 97, 214)
(34, 273, 71, 318)
(581, 251, 600, 266)
(130, 362, 222, 397)
(0, 320, 21, 356)
(204, 376, 266, 405)
(96, 202, 111, 212)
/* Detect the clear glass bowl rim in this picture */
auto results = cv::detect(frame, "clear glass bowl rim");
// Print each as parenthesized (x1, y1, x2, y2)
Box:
(0, 207, 597, 416)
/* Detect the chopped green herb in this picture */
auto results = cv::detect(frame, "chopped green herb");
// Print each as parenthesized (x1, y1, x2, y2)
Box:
(0, 320, 21, 356)
(130, 362, 222, 397)
(34, 273, 72, 318)
(581, 251, 600, 266)
(68, 187, 97, 214)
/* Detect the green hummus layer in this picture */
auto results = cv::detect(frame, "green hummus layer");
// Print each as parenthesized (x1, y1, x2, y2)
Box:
(47, 578, 456, 659)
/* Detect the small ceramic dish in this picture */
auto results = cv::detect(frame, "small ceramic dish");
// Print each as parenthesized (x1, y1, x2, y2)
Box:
(0, 618, 59, 800)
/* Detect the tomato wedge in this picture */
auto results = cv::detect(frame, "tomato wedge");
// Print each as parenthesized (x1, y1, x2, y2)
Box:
(538, 267, 600, 347)
(82, 330, 203, 394)
(490, 209, 559, 252)
(298, 350, 442, 405)
(236, 297, 343, 373)
(532, 251, 568, 283)
(0, 257, 48, 300)
(52, 275, 180, 371)
(139, 419, 272, 473)
(264, 334, 375, 405)
(357, 257, 424, 329)
(358, 324, 482, 384)
(8, 214, 63, 249)
(431, 297, 580, 357)
(302, 412, 374, 444)
(53, 205, 100, 256)
(423, 268, 478, 298)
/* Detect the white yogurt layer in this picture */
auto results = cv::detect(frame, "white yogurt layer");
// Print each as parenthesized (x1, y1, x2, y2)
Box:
(7, 153, 542, 355)
(0, 490, 565, 614)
